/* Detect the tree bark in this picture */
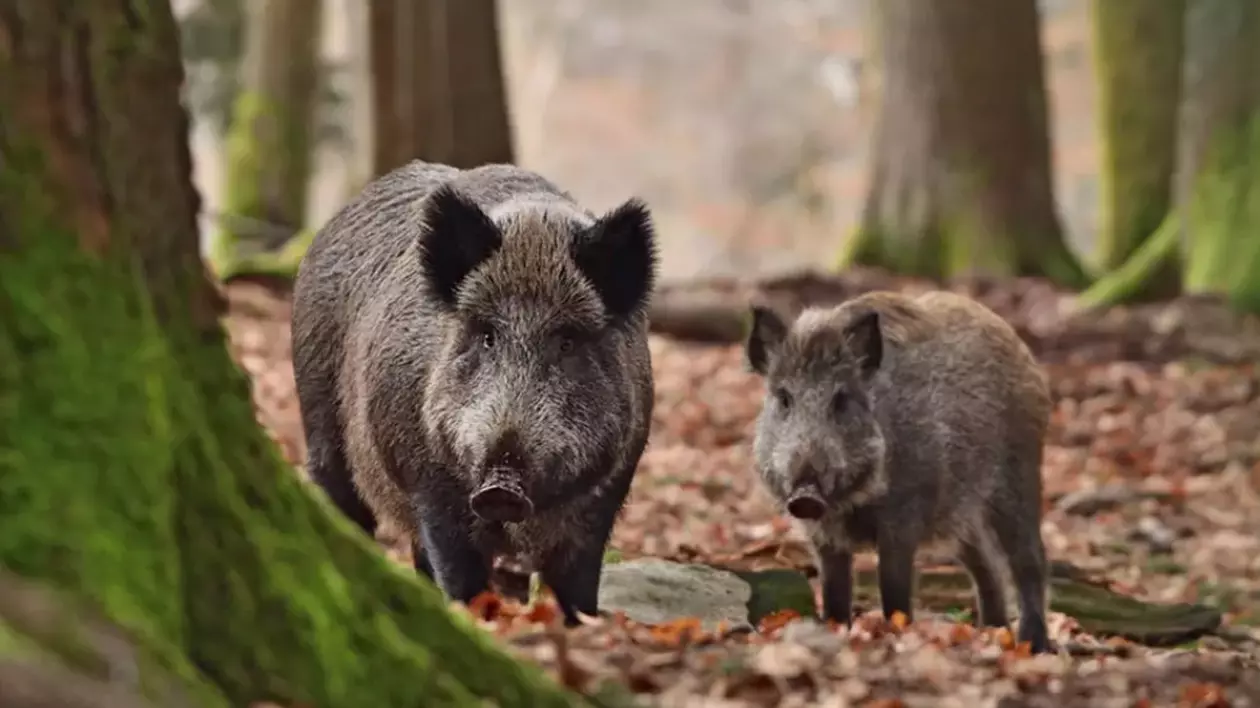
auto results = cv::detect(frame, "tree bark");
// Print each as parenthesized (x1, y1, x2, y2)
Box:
(209, 0, 322, 279)
(1176, 0, 1260, 310)
(369, 0, 516, 176)
(344, 0, 375, 201)
(843, 0, 1087, 289)
(0, 2, 579, 706)
(1090, 0, 1185, 298)
(0, 571, 226, 708)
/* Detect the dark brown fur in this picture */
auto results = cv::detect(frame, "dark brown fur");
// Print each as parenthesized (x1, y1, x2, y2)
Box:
(746, 290, 1053, 653)
(291, 161, 657, 623)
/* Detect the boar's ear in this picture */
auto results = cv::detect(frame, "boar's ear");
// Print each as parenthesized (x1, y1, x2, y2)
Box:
(746, 304, 788, 376)
(843, 310, 882, 378)
(418, 185, 503, 308)
(572, 198, 659, 320)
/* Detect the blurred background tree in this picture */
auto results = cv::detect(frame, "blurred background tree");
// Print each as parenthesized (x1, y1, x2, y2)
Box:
(1089, 0, 1186, 300)
(840, 0, 1087, 289)
(170, 0, 1260, 313)
(369, 0, 515, 176)
(210, 0, 324, 280)
(1079, 0, 1260, 312)
(178, 0, 246, 134)
(182, 0, 350, 281)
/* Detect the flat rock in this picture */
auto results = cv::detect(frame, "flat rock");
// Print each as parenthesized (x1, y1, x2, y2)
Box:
(598, 558, 753, 632)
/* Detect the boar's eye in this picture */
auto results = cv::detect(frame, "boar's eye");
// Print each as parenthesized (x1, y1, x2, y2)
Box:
(830, 391, 848, 416)
(773, 387, 793, 410)
(552, 325, 586, 356)
(480, 328, 497, 350)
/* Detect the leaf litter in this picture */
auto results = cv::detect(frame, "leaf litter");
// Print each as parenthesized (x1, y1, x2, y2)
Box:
(223, 272, 1260, 707)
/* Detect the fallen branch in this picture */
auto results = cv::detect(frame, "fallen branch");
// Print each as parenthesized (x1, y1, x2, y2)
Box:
(1052, 484, 1178, 516)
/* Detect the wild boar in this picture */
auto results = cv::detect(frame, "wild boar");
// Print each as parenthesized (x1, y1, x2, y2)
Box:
(744, 290, 1052, 653)
(291, 161, 657, 624)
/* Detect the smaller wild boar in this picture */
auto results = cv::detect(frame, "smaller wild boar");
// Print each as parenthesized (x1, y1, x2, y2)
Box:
(744, 290, 1053, 653)
(290, 161, 657, 625)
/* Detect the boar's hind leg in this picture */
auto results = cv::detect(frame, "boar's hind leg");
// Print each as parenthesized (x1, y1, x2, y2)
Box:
(988, 506, 1051, 654)
(956, 536, 1009, 628)
(417, 510, 492, 604)
(296, 364, 377, 536)
(304, 427, 378, 537)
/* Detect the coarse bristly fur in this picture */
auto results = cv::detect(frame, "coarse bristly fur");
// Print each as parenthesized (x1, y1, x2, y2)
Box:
(290, 160, 658, 624)
(745, 290, 1054, 653)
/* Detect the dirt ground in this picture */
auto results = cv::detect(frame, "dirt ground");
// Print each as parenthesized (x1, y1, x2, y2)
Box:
(224, 271, 1260, 708)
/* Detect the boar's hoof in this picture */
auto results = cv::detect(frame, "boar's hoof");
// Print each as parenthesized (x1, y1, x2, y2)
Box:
(470, 481, 534, 523)
(786, 485, 827, 520)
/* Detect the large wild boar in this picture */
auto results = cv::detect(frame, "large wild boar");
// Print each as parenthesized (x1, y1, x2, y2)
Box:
(291, 161, 658, 624)
(744, 290, 1053, 653)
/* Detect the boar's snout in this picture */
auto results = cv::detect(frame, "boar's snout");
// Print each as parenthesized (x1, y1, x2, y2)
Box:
(470, 477, 533, 523)
(470, 431, 535, 523)
(786, 482, 827, 520)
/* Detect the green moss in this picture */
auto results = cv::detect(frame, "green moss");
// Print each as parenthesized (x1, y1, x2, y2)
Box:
(0, 122, 187, 659)
(1075, 211, 1181, 311)
(1182, 115, 1260, 312)
(733, 569, 817, 625)
(842, 154, 1089, 288)
(1090, 0, 1187, 298)
(843, 187, 1089, 289)
(217, 227, 313, 282)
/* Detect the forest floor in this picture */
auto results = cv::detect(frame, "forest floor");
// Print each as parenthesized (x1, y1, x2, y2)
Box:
(224, 270, 1260, 708)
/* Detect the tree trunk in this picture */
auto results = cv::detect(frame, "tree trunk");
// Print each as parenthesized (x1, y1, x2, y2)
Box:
(842, 0, 1087, 289)
(369, 0, 516, 176)
(0, 3, 579, 706)
(1176, 0, 1260, 310)
(209, 0, 322, 280)
(0, 570, 227, 707)
(1090, 0, 1185, 299)
(344, 0, 376, 201)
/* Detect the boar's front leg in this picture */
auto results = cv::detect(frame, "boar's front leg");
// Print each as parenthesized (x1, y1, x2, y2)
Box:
(540, 543, 605, 626)
(415, 502, 492, 604)
(815, 544, 855, 626)
(875, 531, 920, 623)
(412, 540, 435, 579)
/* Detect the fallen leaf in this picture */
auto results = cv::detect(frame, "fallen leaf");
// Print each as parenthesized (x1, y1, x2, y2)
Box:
(467, 592, 502, 621)
(757, 609, 802, 635)
(751, 641, 821, 678)
(947, 623, 975, 645)
(993, 627, 1015, 650)
(649, 617, 704, 647)
(525, 600, 558, 625)
(1178, 681, 1229, 708)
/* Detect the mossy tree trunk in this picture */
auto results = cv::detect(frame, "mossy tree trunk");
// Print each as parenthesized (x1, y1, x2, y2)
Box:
(1078, 1, 1260, 313)
(209, 0, 323, 280)
(1090, 0, 1186, 299)
(369, 0, 516, 176)
(0, 3, 579, 706)
(1177, 0, 1260, 310)
(841, 0, 1087, 289)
